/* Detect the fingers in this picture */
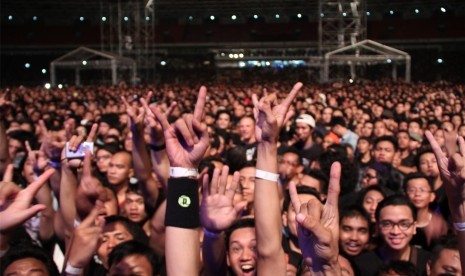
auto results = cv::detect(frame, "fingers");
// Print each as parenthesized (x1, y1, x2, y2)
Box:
(444, 129, 458, 157)
(217, 165, 229, 195)
(451, 154, 465, 180)
(289, 181, 301, 215)
(150, 105, 171, 131)
(234, 201, 248, 214)
(193, 86, 207, 122)
(165, 102, 177, 116)
(425, 130, 446, 160)
(210, 168, 221, 195)
(39, 120, 48, 137)
(25, 141, 33, 153)
(2, 164, 14, 182)
(144, 91, 153, 104)
(459, 136, 465, 157)
(86, 124, 98, 142)
(182, 114, 199, 144)
(297, 200, 329, 243)
(82, 151, 93, 179)
(174, 118, 196, 147)
(191, 117, 209, 146)
(325, 162, 341, 208)
(25, 168, 55, 199)
(80, 201, 105, 228)
(0, 182, 20, 206)
(282, 82, 303, 108)
(226, 171, 240, 200)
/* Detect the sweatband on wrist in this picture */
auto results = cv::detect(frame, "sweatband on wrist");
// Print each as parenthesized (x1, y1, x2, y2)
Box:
(453, 222, 465, 232)
(203, 227, 222, 238)
(47, 160, 61, 169)
(65, 261, 83, 275)
(255, 169, 279, 182)
(170, 167, 198, 178)
(165, 177, 200, 229)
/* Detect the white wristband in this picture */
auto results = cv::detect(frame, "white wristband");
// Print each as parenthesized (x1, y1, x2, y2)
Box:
(170, 167, 198, 178)
(65, 262, 83, 275)
(255, 169, 279, 182)
(454, 222, 465, 232)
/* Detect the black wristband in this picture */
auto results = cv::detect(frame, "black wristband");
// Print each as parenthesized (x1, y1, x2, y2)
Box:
(165, 177, 200, 229)
(149, 143, 166, 151)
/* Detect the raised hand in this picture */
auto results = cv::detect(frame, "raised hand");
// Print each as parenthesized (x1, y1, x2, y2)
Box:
(61, 123, 98, 168)
(25, 141, 48, 172)
(149, 86, 209, 169)
(0, 167, 55, 233)
(201, 166, 247, 232)
(252, 82, 302, 143)
(289, 162, 341, 274)
(141, 97, 177, 145)
(39, 120, 67, 160)
(0, 89, 13, 111)
(425, 130, 465, 222)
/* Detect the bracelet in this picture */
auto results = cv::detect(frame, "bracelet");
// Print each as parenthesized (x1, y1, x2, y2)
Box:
(170, 167, 198, 178)
(453, 222, 465, 232)
(255, 169, 279, 182)
(65, 261, 83, 275)
(47, 160, 61, 169)
(149, 143, 166, 151)
(203, 227, 222, 238)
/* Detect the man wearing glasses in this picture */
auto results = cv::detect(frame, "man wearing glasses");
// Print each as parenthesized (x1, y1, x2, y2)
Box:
(353, 195, 430, 276)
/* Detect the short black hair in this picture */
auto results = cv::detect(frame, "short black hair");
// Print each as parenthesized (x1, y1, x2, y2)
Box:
(430, 235, 459, 267)
(403, 172, 434, 192)
(280, 148, 303, 166)
(377, 260, 417, 276)
(373, 135, 398, 151)
(305, 169, 329, 195)
(340, 205, 371, 227)
(375, 195, 417, 222)
(108, 240, 159, 275)
(1, 244, 60, 276)
(414, 148, 434, 170)
(225, 218, 255, 251)
(329, 116, 347, 128)
(105, 215, 149, 245)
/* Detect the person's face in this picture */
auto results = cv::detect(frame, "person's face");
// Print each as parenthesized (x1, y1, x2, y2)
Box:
(363, 190, 384, 223)
(429, 248, 462, 276)
(339, 216, 370, 256)
(278, 152, 301, 181)
(459, 125, 465, 138)
(361, 122, 373, 137)
(227, 227, 257, 276)
(373, 121, 386, 137)
(396, 132, 410, 150)
(322, 108, 333, 124)
(240, 167, 256, 204)
(234, 105, 246, 118)
(433, 129, 445, 148)
(378, 205, 416, 251)
(109, 254, 153, 276)
(295, 122, 312, 142)
(8, 138, 24, 158)
(216, 113, 231, 129)
(356, 139, 371, 155)
(395, 103, 404, 114)
(285, 194, 319, 237)
(362, 168, 378, 188)
(239, 118, 255, 141)
(408, 122, 421, 134)
(97, 222, 134, 268)
(419, 152, 439, 179)
(96, 149, 113, 173)
(373, 141, 395, 164)
(107, 153, 133, 186)
(124, 192, 148, 223)
(4, 257, 49, 276)
(322, 136, 336, 150)
(406, 178, 435, 210)
(99, 122, 110, 136)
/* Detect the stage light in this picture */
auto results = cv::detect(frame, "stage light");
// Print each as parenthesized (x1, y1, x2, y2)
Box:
(33, 16, 38, 21)
(297, 13, 302, 18)
(188, 16, 193, 20)
(275, 14, 280, 19)
(239, 61, 246, 67)
(102, 17, 107, 21)
(414, 9, 419, 14)
(437, 58, 443, 64)
(320, 13, 325, 17)
(82, 60, 87, 65)
(440, 7, 446, 13)
(231, 15, 237, 20)
(253, 15, 258, 19)
(80, 16, 85, 21)
(229, 54, 234, 58)
(146, 16, 150, 21)
(42, 69, 47, 74)
(160, 61, 166, 66)
(44, 83, 51, 89)
(124, 16, 129, 21)
(342, 12, 347, 17)
(265, 61, 271, 66)
(349, 79, 354, 83)
(220, 52, 225, 56)
(389, 10, 394, 15)
(25, 63, 31, 69)
(58, 84, 63, 89)
(366, 11, 371, 16)
(233, 54, 239, 59)
(239, 53, 244, 58)
(210, 15, 215, 20)
(387, 59, 392, 63)
(8, 15, 13, 20)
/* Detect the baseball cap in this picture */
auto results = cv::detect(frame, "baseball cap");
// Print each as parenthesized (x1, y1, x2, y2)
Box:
(296, 114, 316, 128)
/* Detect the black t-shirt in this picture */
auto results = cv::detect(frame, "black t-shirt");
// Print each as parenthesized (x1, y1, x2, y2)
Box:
(291, 142, 323, 167)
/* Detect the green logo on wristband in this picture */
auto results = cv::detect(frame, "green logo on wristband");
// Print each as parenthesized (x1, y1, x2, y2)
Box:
(178, 195, 191, 207)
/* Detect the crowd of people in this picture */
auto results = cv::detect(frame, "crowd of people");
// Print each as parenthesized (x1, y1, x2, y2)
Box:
(0, 79, 464, 276)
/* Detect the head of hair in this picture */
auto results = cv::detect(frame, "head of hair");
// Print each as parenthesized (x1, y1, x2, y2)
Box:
(377, 260, 417, 276)
(414, 147, 434, 170)
(0, 244, 60, 276)
(329, 116, 347, 128)
(125, 184, 156, 220)
(108, 240, 159, 275)
(358, 185, 391, 207)
(225, 218, 255, 250)
(373, 135, 398, 151)
(430, 235, 459, 267)
(340, 205, 371, 227)
(305, 169, 329, 195)
(225, 146, 248, 173)
(281, 148, 303, 166)
(283, 186, 322, 212)
(375, 195, 417, 222)
(104, 215, 149, 245)
(403, 172, 434, 192)
(98, 143, 121, 155)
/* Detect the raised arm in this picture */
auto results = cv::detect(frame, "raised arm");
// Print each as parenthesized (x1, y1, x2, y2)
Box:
(152, 86, 209, 276)
(252, 83, 302, 276)
(201, 166, 247, 276)
(425, 130, 465, 273)
(122, 95, 159, 204)
(0, 90, 13, 174)
(289, 162, 342, 276)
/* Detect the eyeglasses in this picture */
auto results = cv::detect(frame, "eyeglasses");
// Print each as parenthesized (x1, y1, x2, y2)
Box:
(406, 188, 432, 195)
(379, 220, 414, 231)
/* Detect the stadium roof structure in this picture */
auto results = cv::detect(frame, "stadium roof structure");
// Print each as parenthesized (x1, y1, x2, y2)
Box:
(50, 46, 137, 86)
(323, 39, 411, 82)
